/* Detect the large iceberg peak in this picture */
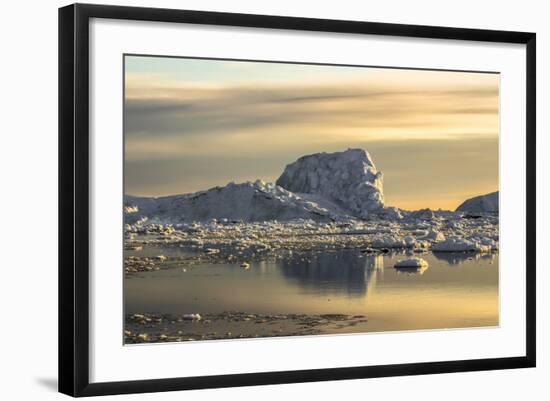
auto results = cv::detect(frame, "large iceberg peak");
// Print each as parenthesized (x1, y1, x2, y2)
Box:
(276, 148, 384, 217)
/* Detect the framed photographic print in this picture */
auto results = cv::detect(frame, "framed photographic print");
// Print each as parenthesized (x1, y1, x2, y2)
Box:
(58, 3, 536, 397)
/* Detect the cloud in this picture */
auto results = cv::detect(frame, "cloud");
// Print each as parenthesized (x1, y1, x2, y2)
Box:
(124, 81, 499, 145)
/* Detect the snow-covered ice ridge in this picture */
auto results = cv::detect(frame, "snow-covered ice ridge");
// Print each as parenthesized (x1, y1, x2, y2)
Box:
(125, 180, 351, 225)
(456, 191, 499, 213)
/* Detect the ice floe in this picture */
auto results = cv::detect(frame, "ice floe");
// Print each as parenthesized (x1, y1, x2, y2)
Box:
(394, 257, 429, 268)
(432, 236, 494, 252)
(123, 208, 498, 275)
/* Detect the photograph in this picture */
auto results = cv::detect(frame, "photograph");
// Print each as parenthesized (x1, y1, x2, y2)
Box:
(122, 54, 500, 344)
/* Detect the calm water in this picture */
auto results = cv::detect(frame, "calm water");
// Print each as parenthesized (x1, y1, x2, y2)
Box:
(125, 247, 499, 332)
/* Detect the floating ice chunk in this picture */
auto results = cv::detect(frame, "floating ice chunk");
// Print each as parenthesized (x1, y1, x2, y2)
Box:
(394, 257, 429, 268)
(124, 204, 139, 214)
(182, 313, 202, 321)
(432, 237, 492, 252)
(371, 236, 406, 248)
(403, 236, 416, 247)
(394, 258, 429, 274)
(420, 229, 446, 242)
(471, 236, 499, 250)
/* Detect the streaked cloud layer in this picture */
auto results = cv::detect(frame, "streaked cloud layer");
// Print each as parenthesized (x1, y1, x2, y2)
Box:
(124, 56, 499, 210)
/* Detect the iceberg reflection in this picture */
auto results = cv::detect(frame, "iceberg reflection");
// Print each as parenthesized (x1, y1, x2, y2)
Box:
(278, 250, 383, 297)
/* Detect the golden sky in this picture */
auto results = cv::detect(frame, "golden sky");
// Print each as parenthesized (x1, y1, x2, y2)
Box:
(124, 55, 499, 211)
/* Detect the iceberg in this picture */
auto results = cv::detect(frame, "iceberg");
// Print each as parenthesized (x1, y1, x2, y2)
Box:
(124, 180, 344, 224)
(276, 148, 384, 218)
(456, 191, 499, 213)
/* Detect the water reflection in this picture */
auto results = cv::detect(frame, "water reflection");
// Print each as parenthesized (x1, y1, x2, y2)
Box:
(125, 247, 499, 330)
(394, 265, 429, 275)
(278, 251, 383, 297)
(432, 251, 496, 266)
(277, 249, 496, 297)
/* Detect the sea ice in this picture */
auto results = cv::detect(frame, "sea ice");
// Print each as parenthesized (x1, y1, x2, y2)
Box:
(394, 257, 429, 268)
(420, 229, 446, 242)
(432, 237, 492, 252)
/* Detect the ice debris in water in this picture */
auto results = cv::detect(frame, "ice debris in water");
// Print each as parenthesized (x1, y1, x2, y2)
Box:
(394, 257, 429, 268)
(121, 148, 499, 267)
(420, 229, 445, 242)
(182, 313, 202, 321)
(432, 236, 495, 252)
(123, 209, 497, 275)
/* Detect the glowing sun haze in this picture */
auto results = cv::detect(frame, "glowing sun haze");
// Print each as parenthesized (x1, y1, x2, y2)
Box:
(124, 55, 499, 211)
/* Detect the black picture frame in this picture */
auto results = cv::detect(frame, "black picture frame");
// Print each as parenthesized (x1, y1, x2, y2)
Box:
(59, 3, 536, 397)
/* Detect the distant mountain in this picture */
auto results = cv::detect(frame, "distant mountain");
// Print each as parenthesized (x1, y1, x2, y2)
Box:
(456, 191, 499, 213)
